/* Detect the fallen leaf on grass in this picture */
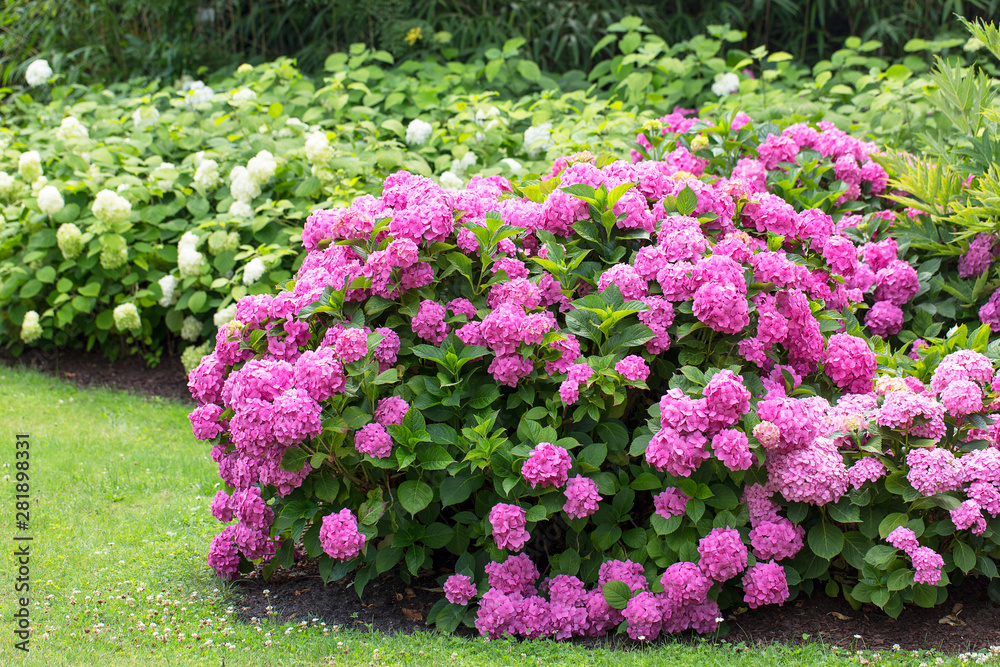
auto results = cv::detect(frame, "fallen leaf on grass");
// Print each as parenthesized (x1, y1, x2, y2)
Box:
(405, 588, 416, 599)
(828, 612, 852, 620)
(401, 608, 423, 622)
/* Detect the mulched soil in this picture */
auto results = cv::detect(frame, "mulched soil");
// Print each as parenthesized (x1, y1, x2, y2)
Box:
(6, 347, 1000, 653)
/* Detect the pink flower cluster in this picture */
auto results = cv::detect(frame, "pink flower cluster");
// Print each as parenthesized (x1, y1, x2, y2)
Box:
(521, 442, 572, 489)
(885, 527, 943, 585)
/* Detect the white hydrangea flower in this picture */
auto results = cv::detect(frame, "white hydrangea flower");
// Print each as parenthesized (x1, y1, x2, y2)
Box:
(523, 123, 553, 157)
(711, 72, 740, 97)
(91, 189, 132, 226)
(214, 304, 237, 328)
(180, 316, 202, 341)
(132, 106, 159, 130)
(236, 63, 253, 75)
(100, 242, 128, 270)
(18, 150, 42, 182)
(501, 158, 525, 176)
(304, 132, 334, 164)
(113, 303, 141, 331)
(183, 80, 214, 108)
(25, 59, 52, 87)
(116, 182, 129, 193)
(157, 274, 178, 307)
(439, 171, 464, 190)
(178, 231, 205, 278)
(55, 116, 88, 141)
(246, 150, 276, 186)
(405, 119, 433, 146)
(229, 166, 261, 202)
(56, 223, 82, 259)
(284, 117, 308, 134)
(0, 171, 16, 198)
(193, 158, 220, 189)
(208, 230, 240, 255)
(242, 257, 266, 285)
(230, 88, 257, 103)
(228, 200, 253, 219)
(37, 185, 64, 215)
(150, 162, 176, 188)
(181, 341, 212, 374)
(31, 176, 48, 194)
(450, 151, 477, 176)
(20, 310, 42, 343)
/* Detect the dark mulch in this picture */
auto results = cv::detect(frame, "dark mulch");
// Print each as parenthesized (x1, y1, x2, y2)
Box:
(6, 348, 1000, 653)
(0, 347, 192, 403)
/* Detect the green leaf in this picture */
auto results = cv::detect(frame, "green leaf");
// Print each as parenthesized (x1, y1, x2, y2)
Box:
(864, 545, 898, 569)
(808, 522, 844, 559)
(398, 480, 433, 515)
(630, 472, 661, 491)
(953, 540, 976, 573)
(887, 568, 914, 591)
(313, 470, 340, 502)
(439, 473, 483, 506)
(602, 580, 632, 610)
(188, 290, 208, 313)
(358, 489, 387, 526)
(676, 186, 698, 216)
(516, 59, 541, 82)
(36, 266, 56, 283)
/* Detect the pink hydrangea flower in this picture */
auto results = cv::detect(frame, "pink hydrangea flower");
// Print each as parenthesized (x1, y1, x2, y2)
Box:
(489, 503, 530, 551)
(697, 527, 748, 582)
(412, 299, 449, 344)
(654, 487, 691, 519)
(885, 526, 920, 554)
(865, 300, 903, 337)
(824, 333, 876, 394)
(622, 592, 662, 641)
(207, 526, 240, 579)
(598, 559, 648, 593)
(749, 518, 804, 561)
(712, 429, 753, 470)
(742, 561, 789, 609)
(906, 447, 961, 496)
(190, 403, 225, 440)
(563, 475, 601, 518)
(319, 508, 366, 560)
(485, 553, 538, 596)
(615, 355, 650, 382)
(950, 499, 986, 535)
(334, 328, 369, 362)
(521, 442, 572, 489)
(294, 348, 346, 401)
(767, 440, 849, 506)
(646, 427, 709, 476)
(940, 379, 984, 416)
(847, 457, 886, 489)
(210, 490, 233, 522)
(374, 396, 409, 426)
(354, 422, 393, 459)
(660, 561, 712, 606)
(911, 546, 944, 585)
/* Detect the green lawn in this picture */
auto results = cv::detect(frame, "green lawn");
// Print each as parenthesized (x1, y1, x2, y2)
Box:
(0, 365, 984, 666)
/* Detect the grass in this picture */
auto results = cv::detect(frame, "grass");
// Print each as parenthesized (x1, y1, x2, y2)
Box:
(0, 364, 993, 666)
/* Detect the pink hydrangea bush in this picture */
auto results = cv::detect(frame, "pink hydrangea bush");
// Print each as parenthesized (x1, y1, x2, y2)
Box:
(189, 109, 1000, 640)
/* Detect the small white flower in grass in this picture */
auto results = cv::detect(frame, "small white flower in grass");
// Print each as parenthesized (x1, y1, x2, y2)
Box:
(228, 199, 253, 219)
(523, 123, 553, 157)
(113, 303, 141, 331)
(711, 72, 740, 97)
(304, 132, 334, 164)
(37, 185, 64, 215)
(242, 258, 266, 285)
(55, 116, 88, 141)
(405, 119, 433, 146)
(131, 107, 159, 130)
(439, 171, 463, 190)
(193, 158, 220, 189)
(180, 316, 202, 341)
(214, 304, 237, 327)
(18, 150, 42, 182)
(20, 311, 42, 344)
(26, 59, 53, 86)
(157, 275, 178, 307)
(91, 189, 131, 226)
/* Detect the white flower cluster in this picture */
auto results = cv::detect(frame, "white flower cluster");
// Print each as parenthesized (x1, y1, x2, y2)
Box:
(450, 151, 477, 175)
(207, 230, 240, 255)
(180, 315, 202, 341)
(132, 106, 160, 130)
(405, 119, 432, 146)
(711, 72, 740, 97)
(246, 150, 276, 185)
(228, 200, 253, 219)
(276, 117, 309, 138)
(229, 166, 260, 203)
(157, 275, 178, 307)
(182, 80, 214, 108)
(194, 158, 220, 189)
(304, 132, 334, 164)
(25, 59, 52, 87)
(37, 185, 64, 215)
(113, 303, 141, 331)
(149, 162, 176, 189)
(213, 304, 237, 327)
(230, 88, 257, 103)
(523, 123, 553, 157)
(20, 310, 42, 343)
(18, 151, 41, 182)
(181, 341, 211, 374)
(242, 257, 266, 285)
(227, 150, 276, 219)
(439, 171, 464, 190)
(91, 189, 132, 226)
(0, 172, 16, 198)
(56, 223, 82, 259)
(55, 117, 88, 141)
(100, 239, 128, 270)
(178, 231, 204, 278)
